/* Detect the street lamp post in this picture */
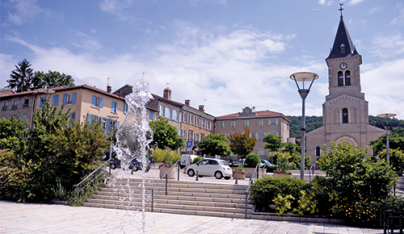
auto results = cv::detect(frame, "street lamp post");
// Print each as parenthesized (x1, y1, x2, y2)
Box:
(290, 72, 319, 180)
(376, 113, 396, 165)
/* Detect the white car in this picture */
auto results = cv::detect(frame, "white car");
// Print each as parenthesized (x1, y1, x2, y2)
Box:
(186, 158, 232, 180)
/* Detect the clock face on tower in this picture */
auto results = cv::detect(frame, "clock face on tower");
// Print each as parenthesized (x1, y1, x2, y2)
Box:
(340, 62, 348, 70)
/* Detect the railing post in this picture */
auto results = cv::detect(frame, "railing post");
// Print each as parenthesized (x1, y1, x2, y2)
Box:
(151, 189, 154, 212)
(109, 161, 112, 175)
(257, 165, 259, 179)
(235, 172, 238, 185)
(245, 192, 248, 219)
(177, 164, 180, 181)
(196, 170, 199, 181)
(400, 215, 402, 234)
(165, 174, 168, 195)
(76, 185, 79, 202)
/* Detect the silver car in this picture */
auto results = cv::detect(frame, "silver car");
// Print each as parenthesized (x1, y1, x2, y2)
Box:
(186, 158, 232, 180)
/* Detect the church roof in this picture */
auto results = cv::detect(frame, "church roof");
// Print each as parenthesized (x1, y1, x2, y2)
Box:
(326, 16, 359, 59)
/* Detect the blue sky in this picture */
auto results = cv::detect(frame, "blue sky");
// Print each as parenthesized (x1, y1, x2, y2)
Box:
(1, 0, 404, 119)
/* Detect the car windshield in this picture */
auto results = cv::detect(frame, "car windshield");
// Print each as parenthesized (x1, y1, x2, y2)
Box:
(220, 160, 228, 166)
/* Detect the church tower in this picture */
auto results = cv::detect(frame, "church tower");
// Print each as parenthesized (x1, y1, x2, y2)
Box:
(306, 6, 384, 163)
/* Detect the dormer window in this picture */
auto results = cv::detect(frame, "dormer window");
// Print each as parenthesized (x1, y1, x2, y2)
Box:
(340, 44, 345, 54)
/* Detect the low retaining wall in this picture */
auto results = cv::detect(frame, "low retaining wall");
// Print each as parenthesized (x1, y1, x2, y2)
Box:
(230, 167, 267, 179)
(251, 212, 346, 224)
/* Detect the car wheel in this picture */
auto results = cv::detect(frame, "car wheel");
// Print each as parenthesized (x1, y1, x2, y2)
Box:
(215, 171, 223, 179)
(111, 163, 116, 170)
(224, 177, 231, 180)
(187, 169, 195, 177)
(132, 166, 138, 172)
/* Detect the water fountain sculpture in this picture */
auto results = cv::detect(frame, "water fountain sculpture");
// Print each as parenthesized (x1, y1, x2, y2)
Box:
(109, 79, 153, 233)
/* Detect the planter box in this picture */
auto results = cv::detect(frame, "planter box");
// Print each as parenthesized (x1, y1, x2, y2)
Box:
(232, 171, 246, 180)
(159, 166, 177, 179)
(230, 167, 267, 178)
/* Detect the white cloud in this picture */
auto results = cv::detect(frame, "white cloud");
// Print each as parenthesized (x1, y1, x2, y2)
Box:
(6, 0, 48, 25)
(371, 34, 404, 58)
(99, 0, 134, 20)
(369, 7, 381, 14)
(318, 0, 333, 6)
(70, 31, 102, 51)
(348, 0, 365, 6)
(389, 6, 404, 25)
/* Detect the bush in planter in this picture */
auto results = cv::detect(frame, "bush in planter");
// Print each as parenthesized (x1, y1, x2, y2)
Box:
(153, 148, 181, 167)
(192, 156, 202, 164)
(245, 153, 261, 168)
(251, 176, 308, 211)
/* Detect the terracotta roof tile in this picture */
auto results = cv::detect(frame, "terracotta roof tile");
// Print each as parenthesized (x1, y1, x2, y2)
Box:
(216, 110, 283, 118)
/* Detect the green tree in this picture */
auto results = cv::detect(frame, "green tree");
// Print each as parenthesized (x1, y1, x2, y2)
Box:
(0, 117, 28, 155)
(6, 59, 35, 92)
(369, 132, 404, 155)
(33, 70, 75, 89)
(149, 116, 183, 150)
(228, 127, 256, 159)
(317, 141, 398, 223)
(377, 148, 404, 172)
(263, 133, 282, 152)
(198, 134, 231, 157)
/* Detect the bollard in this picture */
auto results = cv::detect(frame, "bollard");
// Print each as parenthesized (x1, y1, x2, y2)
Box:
(235, 172, 238, 185)
(196, 171, 199, 181)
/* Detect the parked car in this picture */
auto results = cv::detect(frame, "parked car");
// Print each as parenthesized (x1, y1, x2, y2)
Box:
(129, 157, 151, 172)
(186, 158, 232, 180)
(179, 154, 199, 169)
(110, 158, 121, 169)
(260, 159, 275, 168)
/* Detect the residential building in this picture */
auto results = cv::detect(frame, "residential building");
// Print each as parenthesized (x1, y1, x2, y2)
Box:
(306, 13, 384, 163)
(215, 107, 290, 158)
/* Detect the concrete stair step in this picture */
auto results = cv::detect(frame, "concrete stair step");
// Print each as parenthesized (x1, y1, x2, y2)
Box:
(108, 180, 247, 190)
(101, 186, 247, 194)
(96, 190, 247, 199)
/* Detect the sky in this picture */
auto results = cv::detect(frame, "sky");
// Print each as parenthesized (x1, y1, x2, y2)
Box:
(1, 0, 404, 119)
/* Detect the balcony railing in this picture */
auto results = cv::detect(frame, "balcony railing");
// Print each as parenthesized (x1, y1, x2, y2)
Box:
(2, 106, 7, 111)
(12, 105, 18, 110)
(22, 104, 29, 108)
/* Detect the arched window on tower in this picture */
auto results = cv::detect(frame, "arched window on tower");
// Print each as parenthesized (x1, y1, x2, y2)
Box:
(342, 108, 349, 123)
(340, 44, 345, 54)
(315, 146, 321, 158)
(345, 70, 351, 86)
(338, 71, 344, 86)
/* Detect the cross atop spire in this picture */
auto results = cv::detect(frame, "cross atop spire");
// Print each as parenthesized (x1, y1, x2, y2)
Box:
(339, 3, 344, 19)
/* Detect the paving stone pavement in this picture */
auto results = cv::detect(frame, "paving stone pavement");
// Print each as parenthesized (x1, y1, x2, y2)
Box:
(0, 200, 384, 234)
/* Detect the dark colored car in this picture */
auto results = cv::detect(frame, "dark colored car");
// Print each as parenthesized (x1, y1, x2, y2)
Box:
(129, 157, 151, 173)
(110, 158, 121, 169)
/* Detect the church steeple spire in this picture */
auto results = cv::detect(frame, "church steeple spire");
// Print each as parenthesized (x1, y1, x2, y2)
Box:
(326, 4, 359, 59)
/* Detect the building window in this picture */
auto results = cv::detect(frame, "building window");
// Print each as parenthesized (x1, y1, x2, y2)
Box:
(195, 116, 199, 127)
(201, 133, 205, 139)
(245, 120, 249, 127)
(39, 97, 46, 108)
(345, 70, 351, 86)
(52, 95, 59, 106)
(207, 121, 211, 130)
(338, 71, 344, 87)
(231, 121, 236, 128)
(179, 112, 182, 122)
(111, 101, 118, 113)
(188, 130, 194, 141)
(183, 113, 187, 123)
(195, 133, 200, 142)
(63, 92, 77, 105)
(340, 43, 345, 54)
(190, 114, 194, 125)
(124, 102, 128, 114)
(172, 109, 177, 120)
(201, 119, 205, 128)
(258, 133, 264, 140)
(316, 146, 321, 158)
(159, 105, 163, 116)
(182, 129, 187, 140)
(258, 119, 264, 126)
(92, 95, 103, 108)
(23, 99, 29, 108)
(220, 121, 225, 128)
(342, 108, 349, 123)
(164, 107, 170, 118)
(12, 100, 18, 109)
(2, 101, 8, 110)
(269, 119, 278, 125)
(149, 110, 155, 121)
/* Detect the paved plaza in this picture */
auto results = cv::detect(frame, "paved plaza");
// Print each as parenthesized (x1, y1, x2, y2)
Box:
(0, 200, 384, 234)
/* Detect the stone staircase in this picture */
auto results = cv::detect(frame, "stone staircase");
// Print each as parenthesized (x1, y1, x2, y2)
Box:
(84, 178, 253, 219)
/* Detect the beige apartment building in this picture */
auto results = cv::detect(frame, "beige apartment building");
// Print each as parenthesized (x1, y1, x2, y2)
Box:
(306, 15, 384, 163)
(215, 107, 290, 158)
(1, 85, 128, 133)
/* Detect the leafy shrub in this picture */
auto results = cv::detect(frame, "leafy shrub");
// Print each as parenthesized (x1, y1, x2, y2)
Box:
(153, 148, 181, 165)
(317, 141, 398, 224)
(377, 148, 404, 172)
(192, 156, 202, 164)
(52, 179, 67, 200)
(245, 153, 260, 168)
(251, 176, 308, 211)
(293, 190, 317, 216)
(273, 194, 294, 215)
(66, 170, 106, 206)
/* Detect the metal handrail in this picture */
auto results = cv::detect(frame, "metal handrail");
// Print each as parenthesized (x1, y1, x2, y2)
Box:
(309, 162, 317, 182)
(73, 159, 111, 202)
(150, 159, 180, 212)
(244, 163, 261, 219)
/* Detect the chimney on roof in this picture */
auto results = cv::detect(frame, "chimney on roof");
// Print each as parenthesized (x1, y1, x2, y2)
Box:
(199, 105, 204, 112)
(185, 99, 190, 106)
(107, 85, 112, 93)
(163, 87, 171, 100)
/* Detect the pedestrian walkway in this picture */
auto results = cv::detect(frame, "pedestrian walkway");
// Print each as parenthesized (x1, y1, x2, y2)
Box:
(0, 200, 383, 234)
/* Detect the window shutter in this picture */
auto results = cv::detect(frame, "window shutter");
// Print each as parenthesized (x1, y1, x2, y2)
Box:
(107, 119, 111, 134)
(123, 102, 127, 114)
(255, 132, 258, 139)
(98, 116, 102, 123)
(276, 119, 278, 125)
(87, 114, 92, 124)
(52, 95, 59, 106)
(63, 94, 67, 105)
(39, 97, 46, 108)
(99, 97, 103, 108)
(71, 112, 75, 121)
(92, 95, 96, 106)
(72, 92, 77, 104)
